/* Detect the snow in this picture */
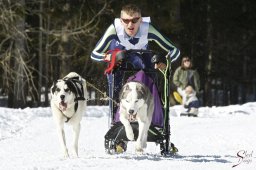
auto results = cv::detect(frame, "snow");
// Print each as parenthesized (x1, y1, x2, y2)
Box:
(0, 103, 256, 170)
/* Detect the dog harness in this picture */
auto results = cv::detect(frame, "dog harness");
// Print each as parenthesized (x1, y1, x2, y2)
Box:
(62, 76, 86, 123)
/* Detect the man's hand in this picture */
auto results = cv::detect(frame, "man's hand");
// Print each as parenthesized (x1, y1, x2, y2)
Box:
(154, 62, 166, 71)
(104, 52, 122, 68)
(104, 50, 125, 62)
(104, 54, 112, 62)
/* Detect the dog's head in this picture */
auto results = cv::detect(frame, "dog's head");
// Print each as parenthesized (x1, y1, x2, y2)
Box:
(120, 82, 146, 121)
(51, 79, 77, 112)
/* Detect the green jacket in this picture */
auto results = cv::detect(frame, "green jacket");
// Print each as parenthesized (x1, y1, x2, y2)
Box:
(173, 66, 200, 93)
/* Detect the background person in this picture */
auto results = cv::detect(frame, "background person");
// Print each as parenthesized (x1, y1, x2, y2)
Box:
(172, 56, 200, 116)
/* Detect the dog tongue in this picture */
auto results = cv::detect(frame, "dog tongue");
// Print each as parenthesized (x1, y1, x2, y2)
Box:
(128, 114, 136, 122)
(59, 101, 67, 111)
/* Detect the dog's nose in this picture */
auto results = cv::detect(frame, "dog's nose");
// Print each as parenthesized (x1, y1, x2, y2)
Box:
(129, 109, 134, 114)
(60, 95, 65, 101)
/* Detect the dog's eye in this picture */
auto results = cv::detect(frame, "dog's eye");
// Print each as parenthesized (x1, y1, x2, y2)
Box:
(135, 100, 139, 103)
(64, 88, 70, 92)
(56, 88, 60, 92)
(126, 100, 130, 103)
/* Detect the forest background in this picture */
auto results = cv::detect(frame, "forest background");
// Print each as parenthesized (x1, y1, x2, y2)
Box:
(0, 0, 255, 108)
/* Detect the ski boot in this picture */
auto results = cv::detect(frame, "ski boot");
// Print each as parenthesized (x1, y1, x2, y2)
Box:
(160, 141, 178, 156)
(105, 138, 127, 154)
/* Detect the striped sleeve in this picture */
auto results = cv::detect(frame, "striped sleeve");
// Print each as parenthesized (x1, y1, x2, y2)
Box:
(91, 24, 117, 62)
(148, 24, 180, 63)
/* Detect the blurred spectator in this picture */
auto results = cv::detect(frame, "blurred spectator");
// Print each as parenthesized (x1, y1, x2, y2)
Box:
(173, 56, 200, 116)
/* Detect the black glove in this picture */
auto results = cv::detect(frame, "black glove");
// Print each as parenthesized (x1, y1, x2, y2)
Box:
(151, 54, 166, 64)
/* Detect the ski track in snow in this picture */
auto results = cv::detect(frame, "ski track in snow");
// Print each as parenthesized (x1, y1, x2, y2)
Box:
(0, 104, 256, 170)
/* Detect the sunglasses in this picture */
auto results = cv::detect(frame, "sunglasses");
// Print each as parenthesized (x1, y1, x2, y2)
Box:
(121, 17, 140, 24)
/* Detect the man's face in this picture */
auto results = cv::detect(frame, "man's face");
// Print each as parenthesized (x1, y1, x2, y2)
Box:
(120, 12, 142, 37)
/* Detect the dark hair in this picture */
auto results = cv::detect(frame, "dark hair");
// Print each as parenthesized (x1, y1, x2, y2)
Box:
(181, 56, 193, 69)
(121, 4, 141, 17)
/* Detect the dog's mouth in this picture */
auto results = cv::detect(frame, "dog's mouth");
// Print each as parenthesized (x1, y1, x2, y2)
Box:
(59, 101, 67, 111)
(128, 114, 137, 122)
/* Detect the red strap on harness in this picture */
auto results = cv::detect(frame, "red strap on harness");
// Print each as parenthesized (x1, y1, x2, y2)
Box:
(104, 49, 123, 74)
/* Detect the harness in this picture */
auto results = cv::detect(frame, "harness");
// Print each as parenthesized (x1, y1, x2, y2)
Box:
(62, 76, 86, 123)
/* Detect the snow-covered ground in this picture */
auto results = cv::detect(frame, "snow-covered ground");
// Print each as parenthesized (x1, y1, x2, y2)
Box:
(0, 103, 256, 170)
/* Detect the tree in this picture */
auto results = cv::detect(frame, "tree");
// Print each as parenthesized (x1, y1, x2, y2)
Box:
(0, 0, 114, 107)
(0, 1, 38, 107)
(1, 0, 256, 108)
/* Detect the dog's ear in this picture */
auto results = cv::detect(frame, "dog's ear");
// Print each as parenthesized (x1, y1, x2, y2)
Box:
(119, 83, 131, 100)
(125, 84, 131, 91)
(51, 80, 58, 94)
(119, 84, 126, 100)
(65, 80, 77, 94)
(136, 83, 146, 99)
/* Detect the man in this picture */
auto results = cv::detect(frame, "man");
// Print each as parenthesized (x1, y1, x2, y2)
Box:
(91, 4, 179, 66)
(91, 4, 180, 126)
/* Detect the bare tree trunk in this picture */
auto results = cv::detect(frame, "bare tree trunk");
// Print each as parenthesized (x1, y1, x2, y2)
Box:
(38, 0, 43, 106)
(13, 0, 26, 108)
(204, 0, 213, 106)
(241, 34, 248, 104)
(8, 52, 15, 108)
(241, 3, 248, 104)
(44, 8, 50, 106)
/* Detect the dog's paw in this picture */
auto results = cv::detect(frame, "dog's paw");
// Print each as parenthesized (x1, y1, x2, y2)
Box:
(135, 147, 144, 153)
(72, 148, 79, 158)
(135, 142, 144, 152)
(74, 152, 79, 158)
(126, 131, 134, 141)
(72, 152, 78, 158)
(63, 149, 69, 158)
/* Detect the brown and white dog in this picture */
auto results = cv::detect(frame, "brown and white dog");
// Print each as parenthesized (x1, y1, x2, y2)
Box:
(119, 81, 154, 152)
(50, 72, 87, 158)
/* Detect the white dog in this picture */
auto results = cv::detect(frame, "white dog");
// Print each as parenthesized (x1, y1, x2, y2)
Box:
(119, 81, 154, 152)
(50, 72, 87, 158)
